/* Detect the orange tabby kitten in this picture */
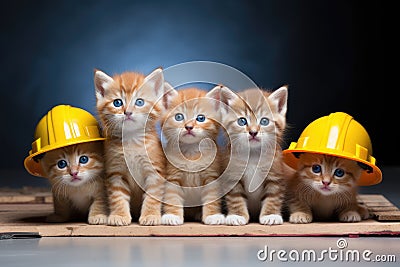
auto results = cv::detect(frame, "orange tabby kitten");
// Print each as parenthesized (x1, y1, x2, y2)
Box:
(160, 87, 225, 225)
(40, 142, 108, 224)
(94, 67, 169, 226)
(286, 153, 370, 223)
(209, 86, 288, 225)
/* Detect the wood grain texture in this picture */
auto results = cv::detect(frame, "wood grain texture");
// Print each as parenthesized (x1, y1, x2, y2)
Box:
(0, 194, 399, 237)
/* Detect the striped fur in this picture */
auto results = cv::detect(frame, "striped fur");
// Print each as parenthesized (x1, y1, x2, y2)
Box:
(40, 142, 108, 224)
(210, 86, 289, 225)
(286, 153, 370, 223)
(94, 68, 167, 226)
(160, 87, 225, 225)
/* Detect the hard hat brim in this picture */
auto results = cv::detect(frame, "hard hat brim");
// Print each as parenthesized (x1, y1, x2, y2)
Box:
(282, 148, 382, 186)
(24, 137, 105, 178)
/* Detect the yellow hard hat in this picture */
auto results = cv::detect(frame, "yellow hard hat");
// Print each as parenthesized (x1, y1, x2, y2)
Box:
(24, 104, 105, 177)
(283, 112, 382, 186)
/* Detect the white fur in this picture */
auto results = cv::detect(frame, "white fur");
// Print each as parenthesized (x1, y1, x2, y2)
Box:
(259, 214, 283, 225)
(161, 214, 183, 225)
(225, 215, 247, 225)
(204, 213, 225, 225)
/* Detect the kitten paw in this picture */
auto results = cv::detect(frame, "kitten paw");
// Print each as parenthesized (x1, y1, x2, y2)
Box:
(225, 215, 248, 226)
(289, 212, 313, 224)
(259, 214, 283, 225)
(107, 214, 132, 226)
(339, 211, 361, 222)
(88, 214, 108, 225)
(139, 215, 161, 226)
(358, 205, 371, 220)
(161, 214, 183, 225)
(203, 213, 225, 225)
(46, 213, 68, 223)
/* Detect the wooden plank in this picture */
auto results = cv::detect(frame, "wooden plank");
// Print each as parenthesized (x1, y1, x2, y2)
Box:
(0, 203, 399, 237)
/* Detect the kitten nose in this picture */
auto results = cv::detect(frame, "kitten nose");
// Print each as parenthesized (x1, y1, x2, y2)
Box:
(70, 171, 79, 177)
(125, 111, 132, 116)
(185, 125, 193, 131)
(322, 180, 331, 186)
(249, 131, 258, 138)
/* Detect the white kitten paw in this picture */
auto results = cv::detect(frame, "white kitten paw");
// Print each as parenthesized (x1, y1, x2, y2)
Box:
(88, 214, 108, 225)
(289, 212, 313, 224)
(139, 214, 161, 226)
(260, 214, 283, 225)
(46, 213, 68, 223)
(339, 210, 361, 222)
(107, 214, 132, 226)
(225, 215, 248, 226)
(204, 213, 225, 225)
(161, 214, 183, 225)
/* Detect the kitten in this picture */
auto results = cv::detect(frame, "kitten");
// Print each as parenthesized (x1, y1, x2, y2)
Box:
(209, 85, 289, 225)
(286, 153, 370, 223)
(40, 142, 108, 224)
(160, 87, 225, 225)
(94, 67, 169, 226)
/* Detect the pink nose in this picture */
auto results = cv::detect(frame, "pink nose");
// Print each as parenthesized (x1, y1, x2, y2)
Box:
(185, 125, 193, 131)
(322, 181, 331, 186)
(70, 171, 78, 177)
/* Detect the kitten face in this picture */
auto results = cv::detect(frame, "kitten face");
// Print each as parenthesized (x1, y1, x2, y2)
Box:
(40, 142, 104, 187)
(212, 86, 287, 151)
(94, 68, 166, 137)
(162, 88, 219, 145)
(298, 153, 362, 195)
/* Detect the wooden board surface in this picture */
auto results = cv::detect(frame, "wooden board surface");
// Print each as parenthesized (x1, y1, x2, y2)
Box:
(0, 193, 400, 237)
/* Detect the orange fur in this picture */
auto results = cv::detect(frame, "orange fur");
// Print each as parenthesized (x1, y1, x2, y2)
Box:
(210, 85, 289, 225)
(94, 68, 167, 226)
(160, 87, 225, 225)
(286, 153, 370, 223)
(40, 142, 108, 224)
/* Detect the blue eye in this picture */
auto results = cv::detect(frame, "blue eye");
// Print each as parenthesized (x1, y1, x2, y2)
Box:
(113, 99, 123, 107)
(196, 114, 206, 122)
(57, 160, 68, 169)
(79, 156, 89, 164)
(260, 117, 270, 126)
(175, 113, 184, 121)
(334, 168, 345, 178)
(237, 117, 247, 126)
(135, 98, 144, 106)
(312, 164, 321, 173)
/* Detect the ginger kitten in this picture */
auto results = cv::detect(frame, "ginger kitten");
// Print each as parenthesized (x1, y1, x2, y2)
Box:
(286, 153, 370, 223)
(40, 142, 108, 224)
(209, 86, 289, 225)
(160, 87, 225, 225)
(94, 67, 169, 226)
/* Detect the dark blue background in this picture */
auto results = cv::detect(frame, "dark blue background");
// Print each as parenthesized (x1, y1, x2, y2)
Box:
(0, 0, 387, 187)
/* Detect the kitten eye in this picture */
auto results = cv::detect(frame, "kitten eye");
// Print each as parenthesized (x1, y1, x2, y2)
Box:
(135, 98, 145, 107)
(260, 117, 270, 126)
(79, 156, 89, 164)
(57, 160, 68, 169)
(334, 168, 345, 178)
(237, 117, 247, 126)
(175, 113, 184, 121)
(196, 114, 206, 122)
(113, 99, 123, 108)
(311, 164, 321, 173)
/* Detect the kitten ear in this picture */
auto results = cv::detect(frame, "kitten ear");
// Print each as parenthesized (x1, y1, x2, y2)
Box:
(268, 85, 288, 117)
(163, 82, 178, 110)
(206, 85, 240, 112)
(94, 69, 114, 99)
(141, 67, 165, 100)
